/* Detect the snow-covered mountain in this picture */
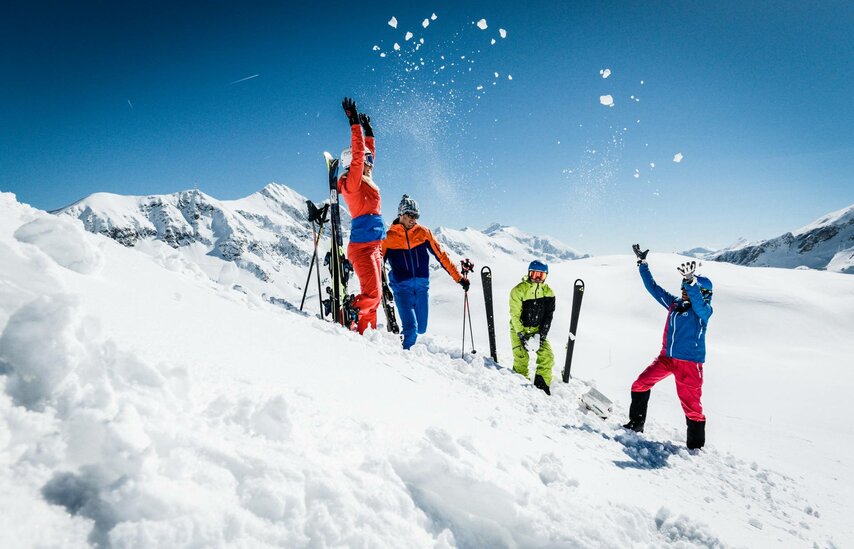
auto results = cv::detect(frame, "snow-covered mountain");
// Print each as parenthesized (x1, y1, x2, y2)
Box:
(434, 223, 588, 266)
(52, 184, 350, 287)
(54, 185, 589, 304)
(678, 246, 717, 259)
(709, 204, 854, 273)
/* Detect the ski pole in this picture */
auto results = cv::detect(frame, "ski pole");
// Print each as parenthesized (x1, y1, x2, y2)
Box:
(460, 259, 476, 355)
(300, 204, 322, 311)
(300, 202, 329, 314)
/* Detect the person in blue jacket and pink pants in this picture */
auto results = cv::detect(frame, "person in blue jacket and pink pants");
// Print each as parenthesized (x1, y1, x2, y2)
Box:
(623, 244, 714, 450)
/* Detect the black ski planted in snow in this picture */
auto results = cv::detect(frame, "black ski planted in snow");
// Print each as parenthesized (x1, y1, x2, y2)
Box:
(322, 152, 357, 328)
(560, 278, 613, 418)
(562, 279, 585, 382)
(381, 261, 400, 334)
(481, 266, 498, 363)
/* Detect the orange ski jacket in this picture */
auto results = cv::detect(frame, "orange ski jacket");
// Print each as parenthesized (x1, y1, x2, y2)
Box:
(382, 220, 463, 284)
(338, 125, 383, 243)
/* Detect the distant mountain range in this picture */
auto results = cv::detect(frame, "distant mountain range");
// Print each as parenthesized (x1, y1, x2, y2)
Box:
(434, 224, 588, 265)
(681, 205, 854, 274)
(54, 186, 853, 282)
(53, 184, 589, 300)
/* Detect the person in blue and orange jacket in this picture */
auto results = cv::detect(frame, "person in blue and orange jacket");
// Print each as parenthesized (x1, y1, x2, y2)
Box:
(339, 97, 383, 334)
(623, 244, 714, 450)
(382, 195, 468, 349)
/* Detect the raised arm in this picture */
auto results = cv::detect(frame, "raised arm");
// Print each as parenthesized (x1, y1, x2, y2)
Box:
(639, 263, 677, 309)
(683, 281, 713, 323)
(340, 97, 367, 194)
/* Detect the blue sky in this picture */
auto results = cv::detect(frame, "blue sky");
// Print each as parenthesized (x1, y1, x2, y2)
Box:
(2, 1, 852, 255)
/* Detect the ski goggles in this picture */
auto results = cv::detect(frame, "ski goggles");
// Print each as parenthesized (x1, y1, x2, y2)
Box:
(401, 210, 419, 219)
(528, 270, 547, 283)
(364, 151, 374, 166)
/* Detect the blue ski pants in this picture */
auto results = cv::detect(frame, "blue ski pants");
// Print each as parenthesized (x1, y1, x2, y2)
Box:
(391, 277, 430, 349)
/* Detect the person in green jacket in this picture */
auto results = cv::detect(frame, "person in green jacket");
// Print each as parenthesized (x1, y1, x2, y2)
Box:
(510, 260, 556, 395)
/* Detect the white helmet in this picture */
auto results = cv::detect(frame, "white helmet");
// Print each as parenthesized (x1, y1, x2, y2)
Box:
(340, 147, 352, 170)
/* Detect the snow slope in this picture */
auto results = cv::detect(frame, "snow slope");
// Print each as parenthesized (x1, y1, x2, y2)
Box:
(710, 204, 854, 274)
(2, 191, 853, 547)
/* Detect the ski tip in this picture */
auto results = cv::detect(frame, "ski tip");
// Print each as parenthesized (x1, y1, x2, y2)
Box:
(323, 151, 334, 161)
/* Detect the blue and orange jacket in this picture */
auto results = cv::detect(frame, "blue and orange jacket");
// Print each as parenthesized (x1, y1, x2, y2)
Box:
(640, 263, 713, 363)
(382, 220, 463, 284)
(338, 124, 384, 243)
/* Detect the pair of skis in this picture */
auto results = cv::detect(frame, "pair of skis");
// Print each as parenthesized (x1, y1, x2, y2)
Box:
(479, 268, 612, 418)
(317, 152, 399, 334)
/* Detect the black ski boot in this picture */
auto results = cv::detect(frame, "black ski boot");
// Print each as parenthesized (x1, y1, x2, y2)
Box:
(686, 418, 706, 450)
(533, 374, 551, 396)
(622, 390, 650, 432)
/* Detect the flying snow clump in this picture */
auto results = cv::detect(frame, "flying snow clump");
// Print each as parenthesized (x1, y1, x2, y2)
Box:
(673, 153, 684, 163)
(422, 19, 430, 28)
(388, 16, 398, 29)
(600, 68, 611, 78)
(499, 28, 507, 38)
(477, 19, 488, 30)
(405, 32, 413, 41)
(599, 95, 614, 107)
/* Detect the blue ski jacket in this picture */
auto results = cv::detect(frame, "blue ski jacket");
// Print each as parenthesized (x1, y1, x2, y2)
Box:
(639, 263, 713, 363)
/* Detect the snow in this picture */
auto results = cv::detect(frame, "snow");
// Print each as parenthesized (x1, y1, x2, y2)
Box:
(393, 42, 400, 51)
(1, 190, 852, 547)
(388, 16, 397, 29)
(793, 203, 854, 236)
(499, 28, 507, 39)
(422, 19, 429, 29)
(405, 31, 413, 41)
(600, 95, 615, 107)
(673, 152, 684, 162)
(600, 68, 612, 78)
(476, 19, 488, 30)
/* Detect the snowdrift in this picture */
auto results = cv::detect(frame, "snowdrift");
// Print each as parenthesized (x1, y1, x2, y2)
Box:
(1, 191, 852, 548)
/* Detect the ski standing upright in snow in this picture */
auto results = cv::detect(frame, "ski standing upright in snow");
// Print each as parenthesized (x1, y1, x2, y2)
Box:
(322, 151, 357, 328)
(481, 265, 498, 363)
(562, 279, 585, 382)
(561, 278, 613, 417)
(381, 262, 400, 334)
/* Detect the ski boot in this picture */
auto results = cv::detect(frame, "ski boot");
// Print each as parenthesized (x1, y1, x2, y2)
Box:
(686, 418, 706, 450)
(533, 374, 551, 396)
(622, 390, 650, 432)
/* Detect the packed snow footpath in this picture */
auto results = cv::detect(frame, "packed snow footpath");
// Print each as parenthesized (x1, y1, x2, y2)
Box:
(0, 191, 851, 548)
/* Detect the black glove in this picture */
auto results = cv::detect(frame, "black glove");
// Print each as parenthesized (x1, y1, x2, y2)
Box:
(359, 113, 374, 137)
(342, 97, 359, 126)
(517, 332, 530, 351)
(632, 243, 649, 266)
(677, 261, 697, 284)
(459, 278, 470, 292)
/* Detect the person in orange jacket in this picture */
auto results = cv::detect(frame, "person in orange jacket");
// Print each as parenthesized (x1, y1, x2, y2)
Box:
(339, 97, 383, 334)
(382, 195, 468, 349)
